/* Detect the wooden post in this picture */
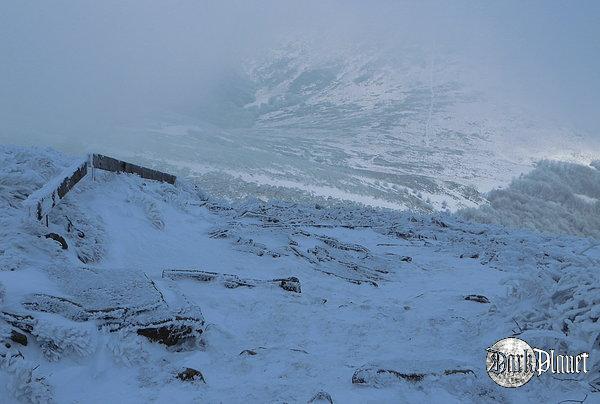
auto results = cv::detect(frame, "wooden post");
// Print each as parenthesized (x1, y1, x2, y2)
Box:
(89, 154, 95, 181)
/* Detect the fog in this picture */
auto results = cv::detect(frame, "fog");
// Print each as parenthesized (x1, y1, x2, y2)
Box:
(1, 1, 598, 147)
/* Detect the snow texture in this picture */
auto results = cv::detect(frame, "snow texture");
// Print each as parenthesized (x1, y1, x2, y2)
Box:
(0, 145, 598, 403)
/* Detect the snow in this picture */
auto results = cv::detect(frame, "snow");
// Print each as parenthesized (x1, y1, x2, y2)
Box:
(10, 41, 599, 216)
(1, 145, 599, 403)
(460, 159, 600, 238)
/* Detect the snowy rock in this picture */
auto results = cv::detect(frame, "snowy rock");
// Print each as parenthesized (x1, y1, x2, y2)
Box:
(177, 367, 206, 383)
(278, 277, 301, 293)
(21, 267, 205, 349)
(307, 390, 333, 403)
(136, 323, 197, 347)
(352, 360, 475, 387)
(163, 269, 301, 294)
(9, 330, 27, 346)
(464, 294, 490, 304)
(44, 233, 68, 250)
(239, 349, 257, 356)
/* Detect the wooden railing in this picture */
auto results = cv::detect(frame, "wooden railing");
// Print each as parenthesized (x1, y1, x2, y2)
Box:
(23, 158, 89, 222)
(91, 154, 176, 185)
(23, 153, 177, 223)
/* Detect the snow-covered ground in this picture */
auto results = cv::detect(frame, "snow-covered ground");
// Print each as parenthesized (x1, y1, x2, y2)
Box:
(1, 145, 598, 403)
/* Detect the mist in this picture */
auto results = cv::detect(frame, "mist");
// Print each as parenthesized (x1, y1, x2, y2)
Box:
(1, 1, 598, 138)
(1, 0, 599, 199)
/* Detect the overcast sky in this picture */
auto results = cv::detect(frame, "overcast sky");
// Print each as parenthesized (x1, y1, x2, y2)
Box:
(1, 1, 598, 139)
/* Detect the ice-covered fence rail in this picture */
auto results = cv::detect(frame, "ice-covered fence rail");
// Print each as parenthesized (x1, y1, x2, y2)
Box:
(23, 153, 177, 222)
(23, 157, 88, 221)
(91, 154, 176, 185)
(162, 269, 301, 293)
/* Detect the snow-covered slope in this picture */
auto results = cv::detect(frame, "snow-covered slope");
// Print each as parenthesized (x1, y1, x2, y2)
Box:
(1, 146, 599, 402)
(56, 41, 598, 215)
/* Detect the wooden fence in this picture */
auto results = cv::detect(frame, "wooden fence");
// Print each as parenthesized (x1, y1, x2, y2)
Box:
(24, 153, 177, 223)
(91, 154, 176, 185)
(23, 158, 89, 222)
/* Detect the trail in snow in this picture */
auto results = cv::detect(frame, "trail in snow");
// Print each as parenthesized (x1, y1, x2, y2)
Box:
(424, 42, 436, 149)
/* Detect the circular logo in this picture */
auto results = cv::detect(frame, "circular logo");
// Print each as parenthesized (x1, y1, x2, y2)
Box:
(486, 337, 536, 388)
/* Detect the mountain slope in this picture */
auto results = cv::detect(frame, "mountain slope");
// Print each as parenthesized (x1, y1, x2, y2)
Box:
(69, 41, 597, 214)
(0, 146, 598, 402)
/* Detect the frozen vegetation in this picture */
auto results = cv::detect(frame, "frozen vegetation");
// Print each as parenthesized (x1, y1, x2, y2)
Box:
(0, 145, 599, 403)
(461, 160, 600, 238)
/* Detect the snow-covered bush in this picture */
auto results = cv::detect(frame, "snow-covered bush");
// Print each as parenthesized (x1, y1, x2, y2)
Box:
(0, 346, 53, 403)
(31, 317, 97, 362)
(51, 202, 107, 264)
(0, 146, 80, 272)
(127, 193, 166, 230)
(460, 160, 600, 238)
(105, 330, 150, 367)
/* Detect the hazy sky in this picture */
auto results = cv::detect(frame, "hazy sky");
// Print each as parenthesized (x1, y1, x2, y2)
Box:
(1, 1, 599, 139)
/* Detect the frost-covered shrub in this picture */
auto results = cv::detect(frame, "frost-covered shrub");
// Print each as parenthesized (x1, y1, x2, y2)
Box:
(127, 193, 165, 230)
(0, 346, 53, 403)
(31, 318, 96, 362)
(105, 330, 149, 366)
(460, 160, 600, 238)
(0, 146, 80, 272)
(51, 203, 107, 264)
(0, 146, 70, 205)
(143, 200, 165, 230)
(502, 255, 600, 390)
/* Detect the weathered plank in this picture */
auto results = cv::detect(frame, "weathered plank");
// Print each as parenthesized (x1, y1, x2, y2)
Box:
(92, 154, 176, 184)
(162, 269, 301, 293)
(23, 158, 88, 221)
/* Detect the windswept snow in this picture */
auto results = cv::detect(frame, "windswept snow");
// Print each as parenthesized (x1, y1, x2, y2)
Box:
(0, 146, 599, 403)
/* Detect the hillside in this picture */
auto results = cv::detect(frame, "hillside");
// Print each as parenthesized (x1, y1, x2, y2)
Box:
(0, 145, 598, 403)
(7, 42, 597, 214)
